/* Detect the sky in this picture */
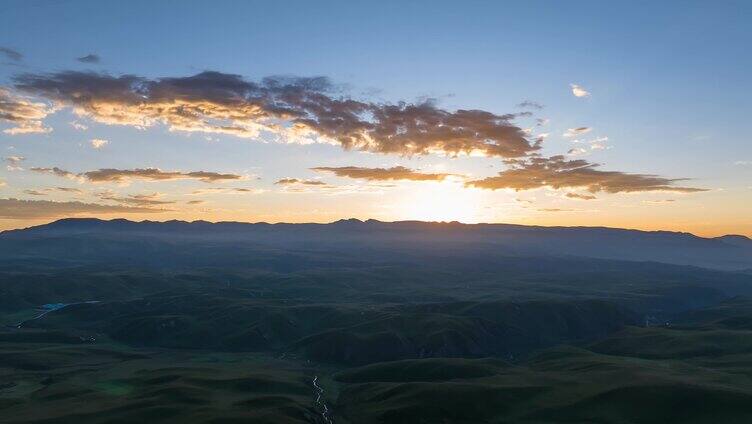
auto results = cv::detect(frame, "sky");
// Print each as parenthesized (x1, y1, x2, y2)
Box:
(0, 0, 750, 236)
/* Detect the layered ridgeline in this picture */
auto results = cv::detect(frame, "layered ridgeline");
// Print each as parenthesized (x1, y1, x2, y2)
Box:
(1, 218, 751, 270)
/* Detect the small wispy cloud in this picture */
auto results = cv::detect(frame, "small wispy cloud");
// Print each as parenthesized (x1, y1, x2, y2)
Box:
(4, 155, 25, 171)
(70, 121, 88, 131)
(567, 147, 588, 156)
(275, 178, 327, 186)
(76, 54, 101, 63)
(566, 192, 597, 200)
(517, 100, 544, 110)
(90, 138, 108, 149)
(643, 199, 676, 205)
(570, 83, 590, 98)
(563, 127, 592, 138)
(188, 187, 263, 196)
(537, 208, 578, 212)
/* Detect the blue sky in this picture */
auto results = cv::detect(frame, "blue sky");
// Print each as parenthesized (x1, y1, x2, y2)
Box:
(0, 0, 750, 235)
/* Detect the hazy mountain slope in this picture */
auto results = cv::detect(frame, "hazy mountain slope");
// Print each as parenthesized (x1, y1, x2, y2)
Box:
(2, 218, 750, 270)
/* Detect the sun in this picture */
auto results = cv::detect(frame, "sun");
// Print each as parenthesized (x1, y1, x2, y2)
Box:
(398, 181, 483, 223)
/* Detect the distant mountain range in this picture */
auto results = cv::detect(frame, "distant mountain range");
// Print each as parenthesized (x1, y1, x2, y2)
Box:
(2, 218, 750, 271)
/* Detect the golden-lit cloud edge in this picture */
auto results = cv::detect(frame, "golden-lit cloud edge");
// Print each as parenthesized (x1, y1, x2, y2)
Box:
(311, 166, 457, 181)
(465, 156, 706, 195)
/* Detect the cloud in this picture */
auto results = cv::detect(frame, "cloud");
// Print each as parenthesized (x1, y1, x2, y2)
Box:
(643, 199, 676, 205)
(566, 192, 597, 200)
(5, 155, 25, 170)
(0, 47, 22, 62)
(567, 147, 587, 156)
(517, 100, 544, 110)
(30, 167, 83, 181)
(466, 155, 707, 194)
(70, 121, 88, 131)
(186, 200, 205, 205)
(0, 198, 167, 219)
(30, 166, 242, 184)
(15, 186, 85, 196)
(14, 71, 539, 158)
(567, 136, 610, 156)
(90, 138, 108, 149)
(20, 187, 84, 196)
(570, 84, 590, 98)
(0, 88, 52, 134)
(83, 168, 243, 183)
(735, 160, 752, 166)
(54, 187, 84, 194)
(311, 165, 458, 182)
(538, 208, 577, 212)
(563, 127, 592, 138)
(96, 190, 175, 206)
(76, 54, 101, 63)
(274, 178, 327, 186)
(188, 187, 262, 195)
(0, 179, 5, 188)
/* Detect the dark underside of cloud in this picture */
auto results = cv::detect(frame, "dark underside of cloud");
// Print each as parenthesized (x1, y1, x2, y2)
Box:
(12, 70, 538, 158)
(465, 156, 707, 195)
(0, 198, 166, 219)
(312, 166, 455, 181)
(76, 54, 101, 63)
(0, 47, 22, 62)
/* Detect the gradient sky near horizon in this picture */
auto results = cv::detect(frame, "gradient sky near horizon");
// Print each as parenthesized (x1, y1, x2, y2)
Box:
(0, 0, 750, 236)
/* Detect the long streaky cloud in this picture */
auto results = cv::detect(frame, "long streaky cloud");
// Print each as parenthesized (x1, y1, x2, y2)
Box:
(30, 166, 242, 184)
(97, 191, 175, 206)
(312, 166, 456, 181)
(84, 168, 242, 183)
(12, 71, 539, 158)
(30, 167, 83, 181)
(0, 198, 167, 219)
(466, 155, 707, 194)
(188, 187, 262, 195)
(275, 178, 327, 186)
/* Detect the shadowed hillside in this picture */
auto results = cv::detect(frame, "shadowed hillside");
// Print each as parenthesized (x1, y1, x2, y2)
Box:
(3, 219, 752, 423)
